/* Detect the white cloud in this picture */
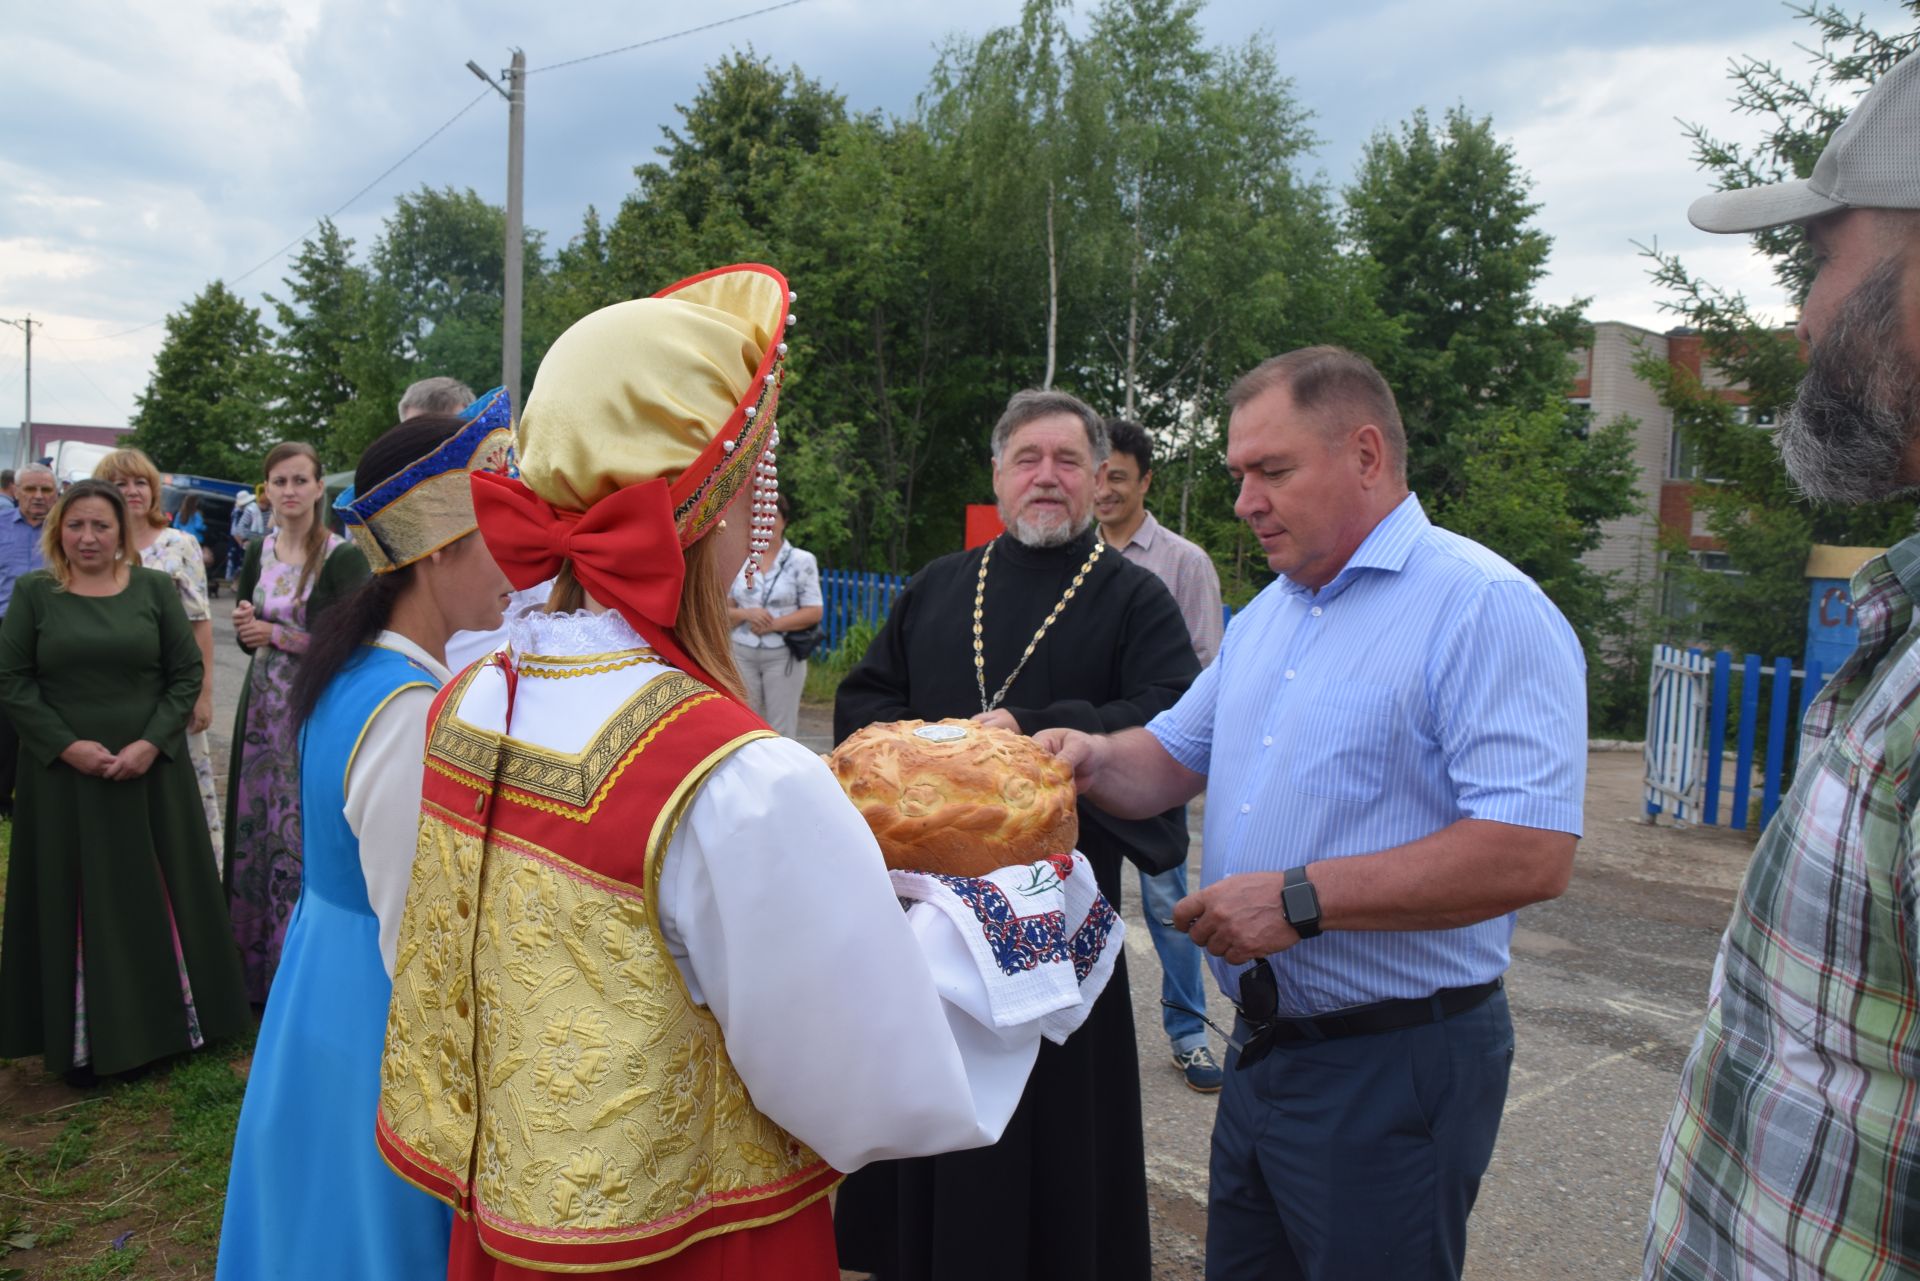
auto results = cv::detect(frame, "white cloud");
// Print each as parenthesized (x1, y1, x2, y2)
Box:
(4, 0, 1910, 429)
(0, 239, 104, 288)
(1501, 27, 1819, 330)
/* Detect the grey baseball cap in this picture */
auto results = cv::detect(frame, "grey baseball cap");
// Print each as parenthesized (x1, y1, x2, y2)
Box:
(1689, 48, 1920, 234)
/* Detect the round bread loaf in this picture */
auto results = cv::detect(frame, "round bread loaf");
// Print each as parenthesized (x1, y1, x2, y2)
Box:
(828, 719, 1078, 877)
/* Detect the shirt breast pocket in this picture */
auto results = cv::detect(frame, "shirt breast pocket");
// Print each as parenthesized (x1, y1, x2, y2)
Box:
(1287, 680, 1398, 803)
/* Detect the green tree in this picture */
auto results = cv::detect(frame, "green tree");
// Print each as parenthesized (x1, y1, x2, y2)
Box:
(128, 281, 275, 479)
(1638, 3, 1920, 659)
(647, 48, 845, 236)
(919, 0, 1387, 582)
(1346, 106, 1588, 508)
(1444, 405, 1642, 719)
(604, 52, 846, 295)
(918, 1, 1075, 388)
(327, 275, 413, 465)
(264, 219, 407, 467)
(370, 186, 549, 392)
(776, 115, 975, 571)
(1344, 103, 1648, 715)
(537, 207, 627, 340)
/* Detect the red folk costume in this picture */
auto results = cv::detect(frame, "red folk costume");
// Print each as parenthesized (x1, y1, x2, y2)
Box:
(376, 266, 1121, 1279)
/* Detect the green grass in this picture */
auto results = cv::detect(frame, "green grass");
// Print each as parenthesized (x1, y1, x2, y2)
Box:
(0, 817, 256, 1280)
(802, 618, 880, 705)
(0, 1032, 256, 1279)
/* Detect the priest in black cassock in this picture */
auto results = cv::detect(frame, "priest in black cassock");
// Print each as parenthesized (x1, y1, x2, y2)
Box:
(833, 388, 1200, 1281)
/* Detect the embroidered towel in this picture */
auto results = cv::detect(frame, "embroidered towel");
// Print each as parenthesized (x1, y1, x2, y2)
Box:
(890, 852, 1123, 1045)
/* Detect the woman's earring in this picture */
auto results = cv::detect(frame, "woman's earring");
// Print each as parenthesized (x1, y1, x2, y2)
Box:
(717, 519, 728, 531)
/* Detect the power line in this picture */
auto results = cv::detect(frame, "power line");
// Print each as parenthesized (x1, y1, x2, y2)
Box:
(224, 86, 494, 289)
(60, 86, 494, 343)
(40, 333, 124, 416)
(56, 316, 163, 344)
(54, 2, 814, 345)
(527, 0, 812, 74)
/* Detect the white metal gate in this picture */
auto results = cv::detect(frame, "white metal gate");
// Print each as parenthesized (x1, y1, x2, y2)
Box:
(1644, 644, 1711, 825)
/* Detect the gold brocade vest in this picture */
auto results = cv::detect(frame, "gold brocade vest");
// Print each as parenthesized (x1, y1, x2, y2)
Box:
(376, 657, 839, 1272)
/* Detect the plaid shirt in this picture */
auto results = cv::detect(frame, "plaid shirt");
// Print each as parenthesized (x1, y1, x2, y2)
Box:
(1645, 536, 1920, 1280)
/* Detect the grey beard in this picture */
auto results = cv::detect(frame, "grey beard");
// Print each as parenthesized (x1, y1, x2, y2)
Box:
(1002, 506, 1094, 548)
(1777, 256, 1920, 504)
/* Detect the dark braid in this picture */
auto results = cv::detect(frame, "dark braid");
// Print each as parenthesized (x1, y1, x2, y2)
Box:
(288, 415, 466, 727)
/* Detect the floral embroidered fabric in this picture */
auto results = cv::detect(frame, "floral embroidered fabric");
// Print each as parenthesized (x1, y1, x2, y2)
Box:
(890, 851, 1122, 1045)
(380, 686, 832, 1267)
(141, 527, 223, 862)
(228, 529, 343, 1001)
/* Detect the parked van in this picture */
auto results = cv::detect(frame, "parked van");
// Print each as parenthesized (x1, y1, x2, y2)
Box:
(160, 474, 251, 595)
(42, 439, 117, 487)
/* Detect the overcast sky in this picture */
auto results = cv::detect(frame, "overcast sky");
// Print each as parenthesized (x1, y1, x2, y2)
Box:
(2, 0, 1908, 429)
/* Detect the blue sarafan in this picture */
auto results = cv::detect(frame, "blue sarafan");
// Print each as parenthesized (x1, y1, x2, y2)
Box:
(216, 643, 453, 1281)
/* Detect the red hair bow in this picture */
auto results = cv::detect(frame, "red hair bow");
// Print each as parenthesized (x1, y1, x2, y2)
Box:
(470, 471, 726, 692)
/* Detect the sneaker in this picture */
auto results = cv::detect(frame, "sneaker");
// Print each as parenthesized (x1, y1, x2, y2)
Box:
(1173, 1045, 1223, 1093)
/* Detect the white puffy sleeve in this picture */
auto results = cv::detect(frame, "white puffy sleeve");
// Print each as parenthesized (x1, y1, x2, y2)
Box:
(344, 684, 437, 977)
(656, 736, 1040, 1172)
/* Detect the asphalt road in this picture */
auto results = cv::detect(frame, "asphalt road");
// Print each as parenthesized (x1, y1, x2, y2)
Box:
(1119, 748, 1750, 1281)
(788, 701, 1742, 1280)
(206, 592, 250, 787)
(206, 600, 1742, 1280)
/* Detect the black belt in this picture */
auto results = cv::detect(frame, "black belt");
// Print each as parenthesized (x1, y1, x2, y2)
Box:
(1242, 978, 1502, 1050)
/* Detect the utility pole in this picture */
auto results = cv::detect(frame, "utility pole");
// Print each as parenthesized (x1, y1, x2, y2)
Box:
(1, 315, 39, 469)
(468, 50, 525, 424)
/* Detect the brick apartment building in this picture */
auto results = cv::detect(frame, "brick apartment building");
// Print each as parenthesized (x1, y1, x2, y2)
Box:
(1570, 321, 1758, 616)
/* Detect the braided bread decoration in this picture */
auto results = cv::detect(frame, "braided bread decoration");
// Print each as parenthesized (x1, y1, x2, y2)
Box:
(828, 718, 1079, 877)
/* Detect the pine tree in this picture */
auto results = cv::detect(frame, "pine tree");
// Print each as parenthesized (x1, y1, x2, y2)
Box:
(128, 282, 274, 480)
(1637, 3, 1920, 659)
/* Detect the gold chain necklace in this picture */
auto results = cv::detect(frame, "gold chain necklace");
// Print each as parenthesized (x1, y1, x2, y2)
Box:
(973, 534, 1105, 714)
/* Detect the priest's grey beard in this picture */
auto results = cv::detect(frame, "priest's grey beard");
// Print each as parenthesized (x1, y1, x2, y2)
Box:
(1776, 256, 1920, 504)
(1001, 504, 1096, 548)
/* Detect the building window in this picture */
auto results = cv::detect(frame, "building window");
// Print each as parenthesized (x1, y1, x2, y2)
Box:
(1661, 549, 1739, 621)
(1567, 397, 1593, 437)
(1671, 405, 1773, 482)
(1669, 426, 1702, 481)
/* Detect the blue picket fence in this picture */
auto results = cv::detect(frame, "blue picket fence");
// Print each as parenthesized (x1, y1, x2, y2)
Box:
(820, 564, 1243, 657)
(820, 568, 908, 651)
(1643, 643, 1828, 831)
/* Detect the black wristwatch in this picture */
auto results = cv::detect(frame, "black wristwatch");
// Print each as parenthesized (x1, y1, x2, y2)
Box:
(1281, 865, 1322, 940)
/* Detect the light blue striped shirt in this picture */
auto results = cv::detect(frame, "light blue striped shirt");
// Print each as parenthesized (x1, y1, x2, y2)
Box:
(1147, 493, 1587, 1014)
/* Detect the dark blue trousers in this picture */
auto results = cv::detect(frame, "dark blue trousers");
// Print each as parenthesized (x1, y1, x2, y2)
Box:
(1205, 988, 1514, 1281)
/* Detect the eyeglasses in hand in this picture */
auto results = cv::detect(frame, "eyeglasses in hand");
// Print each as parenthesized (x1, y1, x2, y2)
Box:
(1160, 957, 1282, 1070)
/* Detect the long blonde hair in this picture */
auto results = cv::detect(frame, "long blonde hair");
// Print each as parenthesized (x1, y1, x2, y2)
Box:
(545, 536, 746, 702)
(262, 441, 330, 600)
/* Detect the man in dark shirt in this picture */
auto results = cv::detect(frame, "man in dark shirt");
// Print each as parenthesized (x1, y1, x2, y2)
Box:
(0, 464, 55, 815)
(832, 389, 1198, 1281)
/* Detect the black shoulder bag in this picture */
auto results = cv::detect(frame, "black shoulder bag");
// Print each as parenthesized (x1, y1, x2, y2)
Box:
(761, 550, 825, 663)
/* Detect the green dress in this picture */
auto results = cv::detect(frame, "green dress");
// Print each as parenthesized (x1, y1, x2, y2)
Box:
(0, 568, 249, 1075)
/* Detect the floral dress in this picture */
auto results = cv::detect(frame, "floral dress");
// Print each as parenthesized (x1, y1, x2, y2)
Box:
(141, 526, 223, 863)
(226, 529, 346, 1002)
